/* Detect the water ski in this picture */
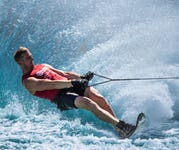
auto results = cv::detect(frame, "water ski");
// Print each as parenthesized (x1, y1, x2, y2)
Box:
(117, 112, 145, 139)
(132, 112, 145, 135)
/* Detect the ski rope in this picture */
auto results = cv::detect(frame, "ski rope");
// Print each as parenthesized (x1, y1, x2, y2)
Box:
(89, 73, 179, 87)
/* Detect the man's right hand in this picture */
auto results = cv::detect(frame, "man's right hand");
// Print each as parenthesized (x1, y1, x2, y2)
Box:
(81, 71, 94, 81)
(71, 79, 89, 89)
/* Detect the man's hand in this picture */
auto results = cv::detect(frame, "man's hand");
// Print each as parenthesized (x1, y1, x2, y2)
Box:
(81, 71, 94, 81)
(71, 79, 89, 89)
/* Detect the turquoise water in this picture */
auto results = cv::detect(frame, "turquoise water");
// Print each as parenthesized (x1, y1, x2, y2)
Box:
(0, 0, 179, 149)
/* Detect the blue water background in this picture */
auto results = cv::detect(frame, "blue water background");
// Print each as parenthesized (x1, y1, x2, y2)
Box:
(0, 0, 179, 149)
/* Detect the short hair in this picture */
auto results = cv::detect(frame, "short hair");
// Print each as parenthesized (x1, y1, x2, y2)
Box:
(14, 47, 29, 63)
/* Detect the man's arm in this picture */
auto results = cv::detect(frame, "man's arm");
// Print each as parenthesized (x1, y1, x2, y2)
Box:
(44, 64, 81, 80)
(63, 72, 81, 80)
(23, 77, 73, 95)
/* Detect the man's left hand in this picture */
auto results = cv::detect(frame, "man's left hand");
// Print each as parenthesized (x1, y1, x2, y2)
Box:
(71, 79, 89, 89)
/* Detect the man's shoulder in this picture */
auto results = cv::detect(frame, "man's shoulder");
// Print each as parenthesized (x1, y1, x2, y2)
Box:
(22, 77, 37, 95)
(41, 63, 52, 68)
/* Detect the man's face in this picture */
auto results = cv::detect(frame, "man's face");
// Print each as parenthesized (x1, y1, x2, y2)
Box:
(20, 51, 34, 67)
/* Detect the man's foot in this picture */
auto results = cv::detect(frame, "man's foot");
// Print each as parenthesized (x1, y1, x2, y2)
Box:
(116, 120, 136, 139)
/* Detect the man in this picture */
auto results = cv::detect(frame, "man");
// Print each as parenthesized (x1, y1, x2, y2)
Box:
(14, 46, 136, 138)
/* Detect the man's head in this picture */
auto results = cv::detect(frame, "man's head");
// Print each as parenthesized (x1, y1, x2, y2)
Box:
(14, 47, 34, 66)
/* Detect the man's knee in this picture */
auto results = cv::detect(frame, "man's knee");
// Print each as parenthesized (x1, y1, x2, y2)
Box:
(84, 87, 104, 98)
(74, 96, 98, 110)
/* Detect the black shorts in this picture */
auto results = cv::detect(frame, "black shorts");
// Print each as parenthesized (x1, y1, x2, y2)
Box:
(53, 86, 86, 111)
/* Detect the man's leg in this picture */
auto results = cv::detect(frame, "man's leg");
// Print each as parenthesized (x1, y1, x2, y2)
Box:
(74, 96, 136, 139)
(84, 87, 116, 117)
(74, 96, 118, 126)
